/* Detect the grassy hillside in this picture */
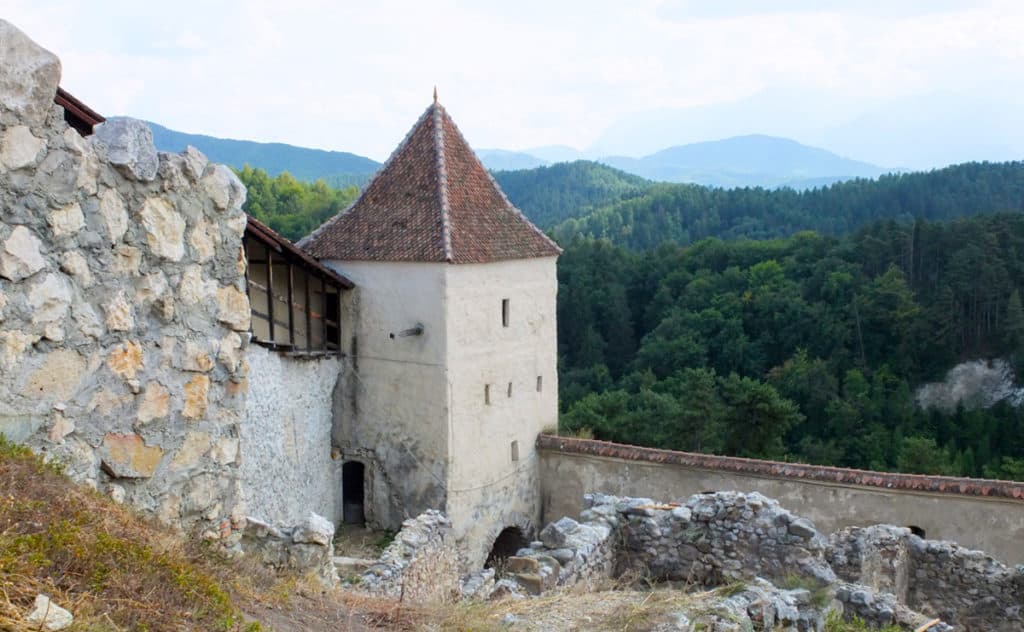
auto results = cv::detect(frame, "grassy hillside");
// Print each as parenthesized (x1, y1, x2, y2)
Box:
(493, 160, 651, 229)
(145, 119, 381, 185)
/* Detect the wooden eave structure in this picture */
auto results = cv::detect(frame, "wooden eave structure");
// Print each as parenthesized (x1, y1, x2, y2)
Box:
(245, 215, 353, 290)
(54, 87, 105, 136)
(244, 216, 354, 355)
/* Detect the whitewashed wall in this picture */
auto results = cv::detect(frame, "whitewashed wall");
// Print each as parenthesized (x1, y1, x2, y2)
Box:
(445, 256, 559, 566)
(241, 345, 343, 525)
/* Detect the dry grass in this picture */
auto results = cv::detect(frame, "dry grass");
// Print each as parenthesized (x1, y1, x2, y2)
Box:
(431, 580, 720, 632)
(0, 437, 260, 631)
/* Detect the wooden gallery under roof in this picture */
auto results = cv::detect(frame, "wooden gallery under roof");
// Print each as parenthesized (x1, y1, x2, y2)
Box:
(244, 216, 353, 354)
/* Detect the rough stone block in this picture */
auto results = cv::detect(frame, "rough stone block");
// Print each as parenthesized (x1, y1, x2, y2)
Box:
(0, 225, 47, 281)
(182, 374, 210, 419)
(0, 20, 61, 127)
(0, 124, 45, 170)
(99, 433, 163, 478)
(92, 117, 158, 181)
(107, 341, 144, 379)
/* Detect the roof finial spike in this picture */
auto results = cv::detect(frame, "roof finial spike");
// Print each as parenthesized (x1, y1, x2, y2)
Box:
(433, 86, 438, 104)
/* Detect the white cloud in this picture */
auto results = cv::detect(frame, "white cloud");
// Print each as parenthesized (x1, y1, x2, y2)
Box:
(3, 0, 1022, 160)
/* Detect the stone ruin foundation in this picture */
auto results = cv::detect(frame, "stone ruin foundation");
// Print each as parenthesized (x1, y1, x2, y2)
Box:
(357, 491, 1023, 631)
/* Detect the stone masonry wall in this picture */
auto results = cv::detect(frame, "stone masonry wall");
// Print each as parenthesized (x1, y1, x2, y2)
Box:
(0, 21, 250, 534)
(829, 525, 1024, 631)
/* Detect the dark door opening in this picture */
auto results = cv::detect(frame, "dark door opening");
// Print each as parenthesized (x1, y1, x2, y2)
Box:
(907, 525, 926, 538)
(485, 526, 528, 569)
(342, 461, 365, 525)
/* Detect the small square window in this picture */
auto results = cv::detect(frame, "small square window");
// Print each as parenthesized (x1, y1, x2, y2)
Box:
(536, 376, 543, 392)
(511, 440, 519, 462)
(485, 384, 491, 405)
(507, 381, 513, 398)
(501, 299, 510, 327)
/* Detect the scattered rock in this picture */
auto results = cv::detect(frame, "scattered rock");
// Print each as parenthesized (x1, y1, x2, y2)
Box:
(25, 594, 73, 631)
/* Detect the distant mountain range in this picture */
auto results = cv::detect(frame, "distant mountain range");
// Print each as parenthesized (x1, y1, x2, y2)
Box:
(144, 120, 381, 186)
(144, 120, 888, 190)
(482, 135, 890, 189)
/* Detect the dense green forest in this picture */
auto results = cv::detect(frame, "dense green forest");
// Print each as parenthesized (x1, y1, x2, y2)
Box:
(235, 166, 359, 240)
(493, 161, 650, 228)
(556, 215, 1024, 480)
(547, 161, 1024, 249)
(241, 160, 1024, 481)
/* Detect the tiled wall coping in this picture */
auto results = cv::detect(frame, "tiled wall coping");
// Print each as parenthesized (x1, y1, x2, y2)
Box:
(537, 434, 1024, 501)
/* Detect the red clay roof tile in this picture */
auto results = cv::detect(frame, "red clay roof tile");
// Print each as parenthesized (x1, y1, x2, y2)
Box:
(300, 102, 561, 263)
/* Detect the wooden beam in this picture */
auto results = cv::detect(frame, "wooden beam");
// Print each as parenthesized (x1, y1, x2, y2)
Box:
(266, 247, 275, 343)
(305, 271, 312, 351)
(321, 275, 328, 349)
(287, 260, 295, 346)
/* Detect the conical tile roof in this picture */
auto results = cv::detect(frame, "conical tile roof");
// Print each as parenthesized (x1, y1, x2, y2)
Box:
(300, 101, 562, 263)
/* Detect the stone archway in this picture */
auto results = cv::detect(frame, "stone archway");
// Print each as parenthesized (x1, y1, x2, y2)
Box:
(485, 526, 529, 569)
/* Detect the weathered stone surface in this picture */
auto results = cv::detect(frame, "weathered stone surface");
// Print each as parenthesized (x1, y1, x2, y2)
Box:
(107, 341, 144, 379)
(0, 330, 39, 368)
(47, 202, 84, 237)
(0, 225, 47, 280)
(203, 164, 246, 210)
(217, 285, 250, 331)
(92, 117, 158, 181)
(28, 273, 71, 323)
(99, 432, 163, 478)
(1, 124, 45, 170)
(110, 244, 141, 275)
(139, 197, 185, 261)
(189, 216, 218, 262)
(22, 349, 86, 402)
(217, 332, 243, 372)
(98, 188, 128, 243)
(293, 512, 335, 546)
(136, 381, 170, 423)
(25, 593, 73, 631)
(183, 374, 210, 420)
(103, 291, 134, 331)
(71, 302, 103, 339)
(47, 411, 74, 443)
(59, 251, 92, 285)
(0, 20, 61, 127)
(182, 340, 214, 372)
(212, 437, 239, 464)
(170, 431, 212, 470)
(178, 265, 214, 305)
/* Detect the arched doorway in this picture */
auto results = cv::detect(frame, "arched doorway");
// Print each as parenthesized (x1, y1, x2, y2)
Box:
(342, 461, 365, 525)
(485, 526, 528, 569)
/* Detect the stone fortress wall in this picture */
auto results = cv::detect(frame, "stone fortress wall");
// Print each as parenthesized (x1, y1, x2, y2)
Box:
(0, 21, 342, 560)
(538, 435, 1024, 566)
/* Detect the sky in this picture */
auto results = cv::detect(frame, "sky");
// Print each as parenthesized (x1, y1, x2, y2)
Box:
(5, 1, 1024, 166)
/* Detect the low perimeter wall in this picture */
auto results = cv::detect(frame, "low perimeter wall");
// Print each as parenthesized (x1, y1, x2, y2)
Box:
(537, 435, 1024, 565)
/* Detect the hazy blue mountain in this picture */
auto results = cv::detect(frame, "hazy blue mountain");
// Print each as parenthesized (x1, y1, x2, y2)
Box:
(524, 145, 583, 163)
(598, 135, 889, 188)
(143, 119, 381, 184)
(476, 149, 549, 171)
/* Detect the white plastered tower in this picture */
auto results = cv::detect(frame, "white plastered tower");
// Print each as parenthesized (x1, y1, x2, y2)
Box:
(301, 97, 561, 567)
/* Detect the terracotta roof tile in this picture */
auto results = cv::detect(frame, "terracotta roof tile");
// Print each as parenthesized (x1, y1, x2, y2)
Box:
(300, 102, 562, 263)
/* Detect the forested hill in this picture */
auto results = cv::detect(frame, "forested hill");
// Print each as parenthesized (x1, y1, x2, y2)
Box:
(493, 161, 651, 228)
(558, 214, 1024, 481)
(549, 161, 1024, 250)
